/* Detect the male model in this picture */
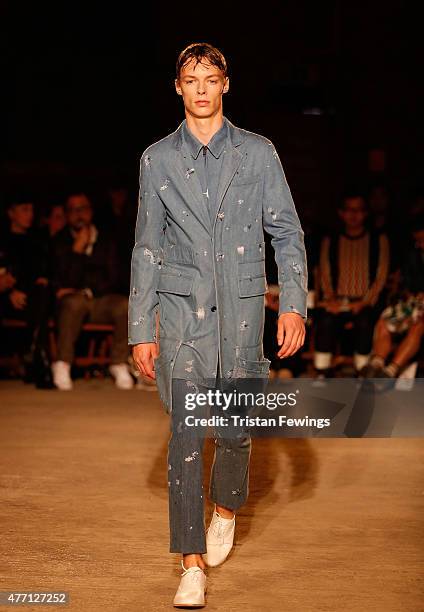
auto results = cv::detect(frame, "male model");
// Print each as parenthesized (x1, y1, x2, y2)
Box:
(128, 42, 307, 608)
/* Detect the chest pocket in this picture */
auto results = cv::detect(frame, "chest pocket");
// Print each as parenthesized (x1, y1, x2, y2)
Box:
(231, 173, 262, 187)
(238, 260, 267, 297)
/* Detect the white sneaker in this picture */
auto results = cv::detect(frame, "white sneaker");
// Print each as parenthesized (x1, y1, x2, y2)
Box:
(51, 360, 73, 391)
(203, 506, 235, 567)
(173, 561, 206, 608)
(109, 363, 134, 389)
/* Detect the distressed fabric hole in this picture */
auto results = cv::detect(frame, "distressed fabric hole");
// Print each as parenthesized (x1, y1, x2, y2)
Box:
(184, 451, 199, 463)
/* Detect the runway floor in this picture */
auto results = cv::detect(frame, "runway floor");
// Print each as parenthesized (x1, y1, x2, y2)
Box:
(0, 379, 423, 611)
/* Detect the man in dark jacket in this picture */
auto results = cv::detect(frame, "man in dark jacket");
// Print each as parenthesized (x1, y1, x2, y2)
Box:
(0, 195, 53, 387)
(51, 191, 132, 390)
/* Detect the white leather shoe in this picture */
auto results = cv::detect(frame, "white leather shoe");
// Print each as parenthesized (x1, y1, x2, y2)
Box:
(173, 561, 206, 608)
(51, 360, 73, 390)
(109, 363, 134, 389)
(203, 507, 235, 567)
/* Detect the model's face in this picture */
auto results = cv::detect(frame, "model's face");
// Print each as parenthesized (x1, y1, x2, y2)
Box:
(339, 197, 367, 230)
(8, 203, 34, 230)
(175, 58, 229, 119)
(66, 194, 93, 230)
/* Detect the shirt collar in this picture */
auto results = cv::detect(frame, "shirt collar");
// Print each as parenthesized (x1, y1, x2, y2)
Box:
(182, 116, 229, 159)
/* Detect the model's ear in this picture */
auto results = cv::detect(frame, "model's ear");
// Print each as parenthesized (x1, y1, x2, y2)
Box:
(175, 78, 182, 96)
(222, 77, 230, 94)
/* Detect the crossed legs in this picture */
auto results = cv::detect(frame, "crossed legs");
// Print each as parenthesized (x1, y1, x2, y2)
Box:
(370, 317, 424, 371)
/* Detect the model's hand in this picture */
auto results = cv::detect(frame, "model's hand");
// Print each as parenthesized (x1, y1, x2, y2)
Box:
(132, 342, 159, 380)
(277, 312, 305, 359)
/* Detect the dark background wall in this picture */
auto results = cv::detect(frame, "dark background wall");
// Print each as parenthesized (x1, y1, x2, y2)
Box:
(1, 1, 422, 224)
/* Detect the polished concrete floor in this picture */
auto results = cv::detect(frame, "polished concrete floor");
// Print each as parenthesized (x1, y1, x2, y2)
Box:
(0, 379, 423, 611)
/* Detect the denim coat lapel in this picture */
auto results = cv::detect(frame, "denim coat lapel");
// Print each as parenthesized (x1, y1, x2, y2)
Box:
(212, 147, 243, 229)
(170, 119, 245, 236)
(171, 147, 213, 234)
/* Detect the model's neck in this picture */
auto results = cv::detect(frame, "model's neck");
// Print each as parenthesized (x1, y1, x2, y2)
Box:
(185, 110, 224, 146)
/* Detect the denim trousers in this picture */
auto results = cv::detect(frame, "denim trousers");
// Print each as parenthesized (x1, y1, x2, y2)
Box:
(167, 364, 252, 554)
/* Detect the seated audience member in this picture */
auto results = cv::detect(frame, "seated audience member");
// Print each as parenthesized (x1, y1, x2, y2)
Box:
(37, 202, 67, 290)
(314, 191, 390, 375)
(41, 202, 66, 238)
(362, 215, 424, 378)
(51, 190, 132, 390)
(0, 195, 53, 387)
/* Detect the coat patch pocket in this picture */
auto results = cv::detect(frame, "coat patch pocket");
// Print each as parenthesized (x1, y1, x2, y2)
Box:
(238, 260, 267, 297)
(157, 269, 194, 295)
(232, 356, 271, 378)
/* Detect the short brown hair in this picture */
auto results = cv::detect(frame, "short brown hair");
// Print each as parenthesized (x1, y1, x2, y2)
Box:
(176, 42, 228, 81)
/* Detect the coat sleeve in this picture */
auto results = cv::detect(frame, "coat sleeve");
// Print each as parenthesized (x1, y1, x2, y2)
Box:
(262, 141, 308, 319)
(128, 151, 166, 344)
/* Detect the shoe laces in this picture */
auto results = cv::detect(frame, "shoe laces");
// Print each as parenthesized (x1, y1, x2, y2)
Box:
(211, 511, 234, 542)
(181, 560, 204, 581)
(211, 516, 225, 541)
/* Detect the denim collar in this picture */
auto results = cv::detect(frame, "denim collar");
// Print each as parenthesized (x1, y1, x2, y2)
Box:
(182, 116, 229, 159)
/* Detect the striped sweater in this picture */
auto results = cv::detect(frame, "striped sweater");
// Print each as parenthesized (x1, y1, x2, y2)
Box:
(320, 231, 389, 305)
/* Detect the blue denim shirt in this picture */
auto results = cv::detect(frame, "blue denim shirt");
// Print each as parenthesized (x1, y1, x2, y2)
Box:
(181, 117, 229, 224)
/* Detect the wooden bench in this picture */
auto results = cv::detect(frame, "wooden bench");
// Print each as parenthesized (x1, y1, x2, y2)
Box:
(0, 318, 114, 376)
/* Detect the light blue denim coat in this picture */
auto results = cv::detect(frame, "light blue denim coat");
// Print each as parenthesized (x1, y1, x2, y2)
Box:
(128, 116, 308, 413)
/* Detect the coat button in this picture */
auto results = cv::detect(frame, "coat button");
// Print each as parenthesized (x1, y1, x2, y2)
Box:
(210, 306, 217, 312)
